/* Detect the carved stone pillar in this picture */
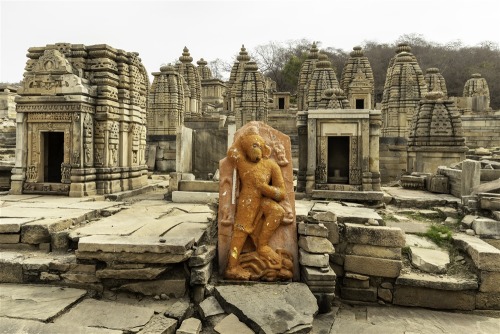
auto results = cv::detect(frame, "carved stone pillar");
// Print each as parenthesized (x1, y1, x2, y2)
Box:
(10, 112, 27, 194)
(369, 111, 382, 191)
(296, 111, 308, 192)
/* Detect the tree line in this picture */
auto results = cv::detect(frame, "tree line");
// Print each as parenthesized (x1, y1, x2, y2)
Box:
(211, 34, 500, 110)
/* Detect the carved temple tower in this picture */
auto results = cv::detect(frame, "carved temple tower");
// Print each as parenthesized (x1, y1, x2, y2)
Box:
(340, 46, 375, 109)
(174, 47, 202, 116)
(231, 61, 268, 128)
(12, 43, 149, 197)
(408, 90, 467, 173)
(297, 42, 319, 111)
(224, 45, 251, 113)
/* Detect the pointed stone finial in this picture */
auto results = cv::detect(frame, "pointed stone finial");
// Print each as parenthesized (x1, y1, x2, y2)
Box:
(350, 46, 364, 57)
(237, 44, 250, 62)
(179, 46, 193, 63)
(316, 53, 332, 68)
(197, 58, 208, 66)
(396, 42, 412, 54)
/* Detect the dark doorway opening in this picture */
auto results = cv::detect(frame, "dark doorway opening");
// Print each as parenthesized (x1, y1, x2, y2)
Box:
(43, 132, 64, 182)
(355, 99, 365, 109)
(327, 136, 350, 184)
(278, 98, 285, 110)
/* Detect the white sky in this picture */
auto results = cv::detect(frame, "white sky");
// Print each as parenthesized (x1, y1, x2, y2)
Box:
(1, 0, 499, 83)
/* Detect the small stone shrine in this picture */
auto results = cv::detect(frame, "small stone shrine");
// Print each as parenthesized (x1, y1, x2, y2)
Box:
(11, 43, 149, 196)
(463, 73, 491, 112)
(408, 90, 467, 173)
(218, 121, 297, 281)
(424, 68, 448, 97)
(197, 58, 226, 114)
(146, 64, 186, 171)
(340, 46, 375, 109)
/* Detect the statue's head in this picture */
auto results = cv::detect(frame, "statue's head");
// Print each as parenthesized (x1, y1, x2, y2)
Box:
(241, 134, 269, 163)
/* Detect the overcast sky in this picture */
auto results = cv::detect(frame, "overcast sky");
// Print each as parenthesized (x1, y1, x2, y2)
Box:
(1, 0, 499, 83)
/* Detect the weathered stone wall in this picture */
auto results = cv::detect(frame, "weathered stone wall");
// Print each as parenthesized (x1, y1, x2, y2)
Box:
(379, 137, 408, 183)
(185, 117, 227, 179)
(462, 114, 500, 149)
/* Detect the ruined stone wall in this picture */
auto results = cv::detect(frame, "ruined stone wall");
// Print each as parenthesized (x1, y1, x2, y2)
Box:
(267, 109, 298, 167)
(462, 114, 500, 149)
(379, 138, 408, 184)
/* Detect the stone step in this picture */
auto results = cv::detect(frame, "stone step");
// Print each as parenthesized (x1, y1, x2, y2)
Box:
(452, 233, 500, 271)
(311, 202, 382, 224)
(396, 272, 478, 291)
(409, 246, 449, 274)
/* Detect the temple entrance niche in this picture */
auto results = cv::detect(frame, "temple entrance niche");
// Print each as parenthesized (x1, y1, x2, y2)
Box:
(42, 132, 64, 182)
(327, 136, 349, 184)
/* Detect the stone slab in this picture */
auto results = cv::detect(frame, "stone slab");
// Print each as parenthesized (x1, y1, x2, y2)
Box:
(77, 234, 195, 254)
(396, 272, 478, 291)
(214, 313, 254, 334)
(172, 191, 218, 204)
(311, 190, 384, 202)
(137, 314, 177, 334)
(299, 249, 329, 268)
(393, 285, 476, 310)
(297, 222, 328, 237)
(190, 261, 212, 285)
(346, 244, 401, 260)
(344, 255, 402, 278)
(215, 283, 317, 334)
(119, 278, 186, 297)
(0, 318, 121, 334)
(96, 267, 167, 280)
(21, 217, 75, 244)
(56, 299, 155, 330)
(453, 233, 500, 271)
(311, 202, 382, 224)
(405, 234, 440, 249)
(298, 235, 334, 254)
(301, 266, 336, 281)
(199, 296, 225, 319)
(76, 250, 193, 264)
(476, 292, 500, 310)
(345, 223, 405, 247)
(189, 244, 216, 267)
(177, 317, 202, 334)
(0, 284, 86, 321)
(0, 218, 38, 233)
(385, 220, 430, 234)
(409, 247, 449, 274)
(340, 287, 377, 302)
(294, 200, 315, 221)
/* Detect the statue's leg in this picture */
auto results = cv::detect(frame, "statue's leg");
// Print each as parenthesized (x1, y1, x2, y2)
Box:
(257, 199, 285, 264)
(225, 229, 252, 280)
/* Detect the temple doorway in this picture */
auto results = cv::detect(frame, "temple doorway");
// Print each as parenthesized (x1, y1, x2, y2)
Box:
(43, 132, 64, 182)
(327, 136, 349, 184)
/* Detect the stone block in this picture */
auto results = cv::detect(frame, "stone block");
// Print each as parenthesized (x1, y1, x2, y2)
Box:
(344, 255, 402, 278)
(164, 299, 193, 323)
(21, 218, 73, 244)
(199, 296, 224, 319)
(346, 244, 401, 260)
(190, 262, 212, 285)
(178, 180, 218, 192)
(480, 271, 500, 292)
(453, 234, 500, 271)
(427, 174, 449, 193)
(476, 292, 500, 310)
(96, 267, 167, 280)
(138, 314, 177, 334)
(343, 274, 369, 289)
(462, 159, 481, 196)
(297, 222, 328, 238)
(172, 191, 218, 204)
(472, 217, 500, 237)
(0, 218, 37, 233)
(394, 285, 475, 310)
(120, 278, 186, 297)
(309, 211, 337, 223)
(213, 313, 253, 334)
(377, 287, 393, 303)
(344, 224, 405, 248)
(0, 256, 23, 283)
(480, 196, 500, 211)
(396, 272, 478, 291)
(323, 221, 340, 245)
(299, 236, 334, 254)
(340, 287, 377, 302)
(299, 249, 329, 268)
(301, 266, 336, 281)
(189, 245, 216, 267)
(0, 234, 20, 243)
(177, 318, 201, 334)
(409, 247, 449, 274)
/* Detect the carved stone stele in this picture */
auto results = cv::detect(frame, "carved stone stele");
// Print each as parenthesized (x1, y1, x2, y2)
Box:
(218, 121, 298, 281)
